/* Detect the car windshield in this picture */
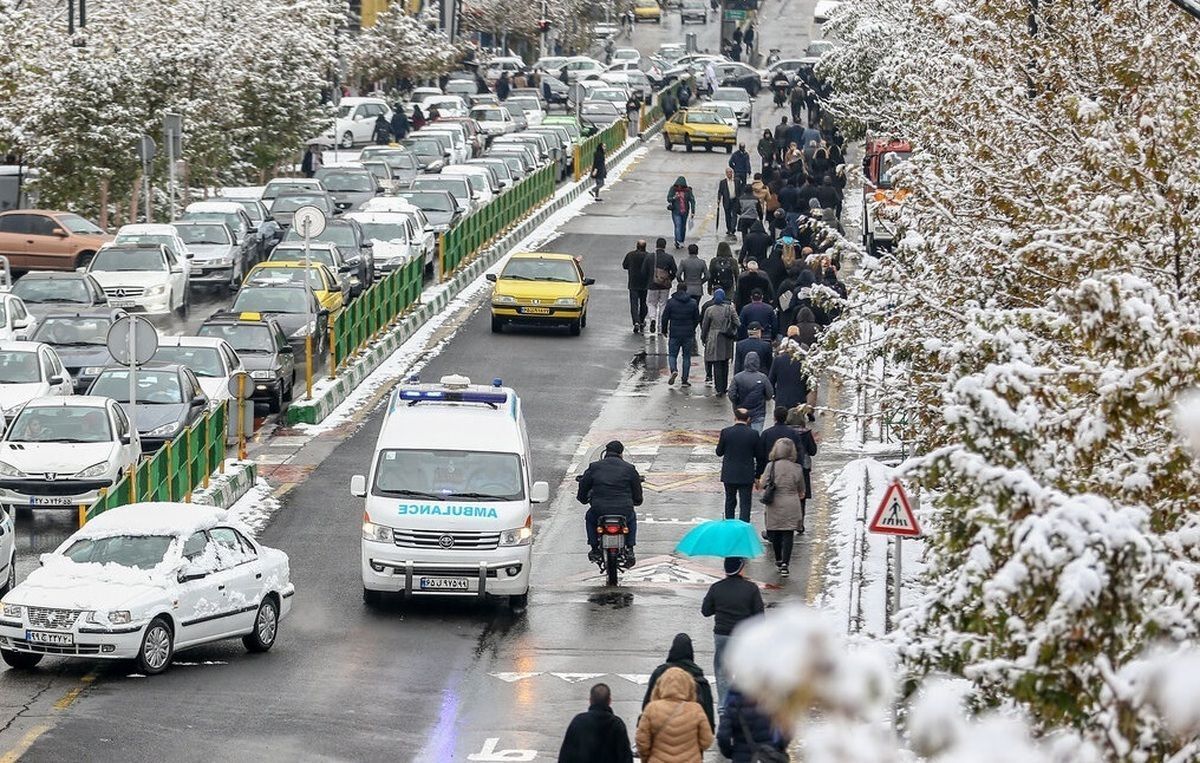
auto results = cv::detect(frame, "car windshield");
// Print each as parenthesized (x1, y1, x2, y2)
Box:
(248, 266, 326, 290)
(91, 248, 165, 272)
(337, 104, 354, 117)
(372, 449, 524, 501)
(501, 258, 579, 282)
(198, 323, 274, 353)
(686, 111, 722, 124)
(402, 140, 441, 159)
(455, 173, 486, 192)
(90, 369, 184, 404)
(63, 535, 173, 570)
(263, 182, 314, 200)
(714, 88, 749, 102)
(314, 170, 375, 192)
(582, 102, 619, 115)
(183, 212, 243, 234)
(32, 317, 110, 346)
(473, 108, 506, 121)
(176, 224, 232, 245)
(364, 163, 390, 181)
(397, 192, 454, 212)
(114, 234, 174, 250)
(12, 277, 90, 304)
(0, 351, 40, 383)
(226, 200, 263, 221)
(8, 405, 112, 442)
(57, 214, 103, 234)
(357, 222, 408, 243)
(509, 98, 540, 112)
(273, 195, 327, 213)
(269, 246, 335, 268)
(412, 179, 466, 200)
(153, 346, 224, 377)
(283, 222, 356, 249)
(592, 91, 624, 102)
(233, 287, 310, 314)
(878, 151, 912, 188)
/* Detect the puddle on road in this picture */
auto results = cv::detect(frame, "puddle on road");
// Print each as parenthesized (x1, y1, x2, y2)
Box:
(587, 590, 635, 609)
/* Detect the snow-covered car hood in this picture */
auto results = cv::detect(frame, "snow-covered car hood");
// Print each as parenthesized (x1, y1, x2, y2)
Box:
(9, 557, 171, 612)
(0, 441, 116, 474)
(0, 383, 51, 414)
(89, 271, 170, 290)
(189, 243, 239, 262)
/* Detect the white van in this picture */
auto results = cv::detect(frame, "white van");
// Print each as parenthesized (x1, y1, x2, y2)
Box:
(352, 374, 549, 610)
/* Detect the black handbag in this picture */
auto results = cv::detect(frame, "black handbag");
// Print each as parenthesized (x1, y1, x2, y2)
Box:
(737, 710, 789, 763)
(759, 462, 777, 505)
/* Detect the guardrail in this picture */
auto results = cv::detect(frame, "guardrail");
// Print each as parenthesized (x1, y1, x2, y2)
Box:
(440, 163, 557, 276)
(573, 122, 628, 182)
(329, 257, 424, 371)
(82, 403, 228, 524)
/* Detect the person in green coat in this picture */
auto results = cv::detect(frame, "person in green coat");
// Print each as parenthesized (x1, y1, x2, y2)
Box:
(667, 176, 696, 249)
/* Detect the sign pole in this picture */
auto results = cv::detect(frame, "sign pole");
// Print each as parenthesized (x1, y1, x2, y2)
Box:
(236, 374, 246, 460)
(892, 536, 901, 620)
(303, 220, 313, 401)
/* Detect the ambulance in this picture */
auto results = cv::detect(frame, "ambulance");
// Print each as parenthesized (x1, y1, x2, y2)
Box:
(351, 374, 549, 610)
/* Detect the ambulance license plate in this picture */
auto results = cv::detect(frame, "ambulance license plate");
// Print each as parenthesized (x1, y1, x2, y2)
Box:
(419, 577, 473, 591)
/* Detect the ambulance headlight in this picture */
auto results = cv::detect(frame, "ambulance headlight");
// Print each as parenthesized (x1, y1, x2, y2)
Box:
(362, 521, 393, 543)
(498, 525, 533, 547)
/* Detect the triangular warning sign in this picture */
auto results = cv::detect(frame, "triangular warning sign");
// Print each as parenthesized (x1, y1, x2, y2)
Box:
(868, 481, 921, 537)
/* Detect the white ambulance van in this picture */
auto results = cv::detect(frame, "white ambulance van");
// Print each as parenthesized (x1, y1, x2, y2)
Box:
(351, 374, 549, 610)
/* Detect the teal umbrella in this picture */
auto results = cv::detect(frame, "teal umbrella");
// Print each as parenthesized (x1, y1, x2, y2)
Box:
(675, 519, 764, 558)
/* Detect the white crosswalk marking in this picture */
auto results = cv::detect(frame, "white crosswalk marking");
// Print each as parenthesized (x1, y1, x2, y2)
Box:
(549, 672, 608, 683)
(617, 673, 652, 685)
(489, 672, 543, 682)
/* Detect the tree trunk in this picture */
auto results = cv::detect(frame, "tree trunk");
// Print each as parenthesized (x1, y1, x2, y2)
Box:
(98, 177, 109, 231)
(129, 171, 142, 223)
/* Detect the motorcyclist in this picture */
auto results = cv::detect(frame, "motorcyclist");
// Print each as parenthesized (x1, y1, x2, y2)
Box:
(771, 70, 790, 108)
(577, 440, 643, 567)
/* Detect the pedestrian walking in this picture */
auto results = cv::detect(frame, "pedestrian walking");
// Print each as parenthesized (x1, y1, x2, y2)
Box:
(626, 93, 641, 138)
(662, 87, 679, 120)
(372, 113, 391, 145)
(760, 434, 807, 575)
(729, 144, 752, 189)
(701, 557, 764, 705)
(636, 667, 714, 762)
(716, 408, 761, 521)
(738, 223, 772, 269)
(678, 244, 708, 298)
(667, 176, 696, 249)
(390, 106, 410, 141)
(734, 260, 772, 310)
(661, 283, 700, 387)
(642, 633, 716, 732)
(591, 143, 607, 201)
(756, 130, 775, 171)
(707, 242, 739, 298)
(733, 323, 773, 375)
(773, 116, 789, 163)
(497, 71, 511, 100)
(728, 352, 773, 431)
(743, 24, 755, 54)
(716, 168, 740, 239)
(768, 330, 816, 408)
(411, 105, 427, 130)
(623, 240, 650, 333)
(559, 683, 635, 763)
(787, 404, 818, 521)
(642, 238, 678, 334)
(717, 688, 789, 763)
(301, 144, 322, 179)
(737, 290, 776, 341)
(700, 289, 738, 395)
(705, 62, 719, 96)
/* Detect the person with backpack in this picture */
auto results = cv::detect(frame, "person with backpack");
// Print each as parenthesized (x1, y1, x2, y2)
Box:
(708, 242, 739, 298)
(642, 238, 678, 334)
(667, 176, 696, 250)
(700, 288, 738, 396)
(717, 687, 790, 762)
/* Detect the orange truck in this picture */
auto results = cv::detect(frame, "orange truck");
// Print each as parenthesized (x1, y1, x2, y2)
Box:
(861, 138, 911, 255)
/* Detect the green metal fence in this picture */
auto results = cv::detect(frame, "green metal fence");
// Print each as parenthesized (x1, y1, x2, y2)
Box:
(573, 122, 629, 181)
(640, 80, 686, 132)
(440, 163, 557, 277)
(83, 403, 228, 523)
(330, 256, 424, 370)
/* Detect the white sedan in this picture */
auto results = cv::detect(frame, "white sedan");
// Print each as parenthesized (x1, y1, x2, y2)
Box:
(0, 508, 12, 596)
(709, 87, 753, 126)
(0, 503, 294, 675)
(0, 342, 72, 418)
(151, 335, 244, 406)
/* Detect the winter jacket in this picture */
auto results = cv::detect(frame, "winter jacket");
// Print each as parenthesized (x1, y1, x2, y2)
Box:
(734, 337, 772, 376)
(496, 76, 511, 100)
(635, 668, 714, 763)
(576, 453, 644, 512)
(668, 178, 696, 216)
(372, 116, 391, 145)
(593, 147, 607, 180)
(756, 423, 806, 477)
(761, 456, 805, 531)
(728, 352, 773, 423)
(708, 254, 739, 294)
(738, 301, 776, 341)
(734, 270, 773, 312)
(643, 249, 678, 291)
(739, 224, 773, 267)
(729, 149, 752, 178)
(700, 302, 738, 362)
(792, 306, 820, 347)
(701, 576, 764, 636)
(660, 290, 700, 340)
(677, 255, 708, 297)
(715, 422, 761, 486)
(756, 137, 774, 163)
(623, 249, 650, 290)
(390, 109, 410, 140)
(716, 690, 788, 763)
(559, 704, 635, 763)
(768, 347, 811, 410)
(642, 634, 716, 731)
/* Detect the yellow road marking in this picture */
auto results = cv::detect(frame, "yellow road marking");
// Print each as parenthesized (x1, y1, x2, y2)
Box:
(0, 724, 52, 763)
(271, 482, 297, 500)
(52, 673, 95, 711)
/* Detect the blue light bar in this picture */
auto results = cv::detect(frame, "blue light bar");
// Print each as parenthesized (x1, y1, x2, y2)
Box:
(492, 378, 503, 387)
(398, 389, 509, 405)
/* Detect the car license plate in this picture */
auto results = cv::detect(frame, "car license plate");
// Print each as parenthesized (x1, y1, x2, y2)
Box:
(30, 496, 75, 507)
(418, 577, 473, 591)
(26, 630, 73, 645)
(108, 299, 137, 307)
(519, 307, 550, 315)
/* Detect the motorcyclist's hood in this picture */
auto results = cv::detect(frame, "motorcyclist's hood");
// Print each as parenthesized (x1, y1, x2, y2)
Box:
(652, 667, 697, 702)
(744, 351, 761, 373)
(666, 632, 695, 662)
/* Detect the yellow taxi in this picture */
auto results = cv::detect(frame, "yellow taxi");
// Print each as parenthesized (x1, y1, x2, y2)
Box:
(487, 252, 593, 335)
(243, 261, 346, 318)
(663, 108, 737, 153)
(634, 0, 663, 22)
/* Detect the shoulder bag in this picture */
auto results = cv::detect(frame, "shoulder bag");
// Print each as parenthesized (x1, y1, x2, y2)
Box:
(737, 710, 789, 763)
(759, 462, 777, 505)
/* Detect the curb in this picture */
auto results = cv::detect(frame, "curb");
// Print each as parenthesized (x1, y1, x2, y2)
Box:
(192, 460, 258, 509)
(284, 124, 663, 427)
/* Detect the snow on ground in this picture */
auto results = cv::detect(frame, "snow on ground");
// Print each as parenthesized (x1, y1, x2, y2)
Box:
(225, 478, 282, 537)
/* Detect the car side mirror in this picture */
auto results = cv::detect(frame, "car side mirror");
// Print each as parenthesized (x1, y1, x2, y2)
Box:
(48, 374, 65, 386)
(51, 227, 68, 238)
(12, 317, 28, 330)
(485, 273, 497, 282)
(76, 266, 87, 273)
(191, 395, 208, 408)
(376, 186, 385, 194)
(583, 277, 595, 286)
(530, 481, 550, 503)
(361, 241, 374, 248)
(120, 433, 133, 444)
(318, 308, 330, 318)
(185, 252, 194, 259)
(350, 474, 367, 498)
(178, 563, 209, 583)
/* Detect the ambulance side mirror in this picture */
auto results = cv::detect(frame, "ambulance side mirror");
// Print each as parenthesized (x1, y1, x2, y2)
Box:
(350, 474, 367, 498)
(530, 481, 549, 503)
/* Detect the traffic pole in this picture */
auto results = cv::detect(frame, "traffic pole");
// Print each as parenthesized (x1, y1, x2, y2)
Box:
(303, 223, 314, 400)
(236, 375, 247, 461)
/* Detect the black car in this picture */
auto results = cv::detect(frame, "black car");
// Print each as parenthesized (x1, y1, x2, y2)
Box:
(716, 62, 763, 95)
(86, 363, 209, 452)
(282, 218, 373, 287)
(211, 197, 283, 253)
(399, 138, 447, 173)
(197, 313, 296, 412)
(229, 283, 330, 365)
(11, 272, 109, 321)
(29, 309, 126, 393)
(313, 167, 382, 213)
(394, 190, 462, 234)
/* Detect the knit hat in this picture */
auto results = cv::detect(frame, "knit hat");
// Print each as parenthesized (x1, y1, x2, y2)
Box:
(713, 288, 726, 304)
(724, 557, 746, 575)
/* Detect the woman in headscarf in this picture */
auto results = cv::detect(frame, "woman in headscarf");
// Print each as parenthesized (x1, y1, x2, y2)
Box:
(762, 437, 806, 575)
(700, 288, 739, 396)
(667, 176, 696, 250)
(410, 104, 426, 131)
(591, 143, 607, 201)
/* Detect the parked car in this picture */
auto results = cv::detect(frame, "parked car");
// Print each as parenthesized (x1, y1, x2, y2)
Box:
(86, 364, 209, 452)
(0, 504, 11, 595)
(245, 262, 346, 319)
(444, 79, 477, 98)
(559, 56, 607, 83)
(0, 294, 36, 341)
(467, 157, 516, 189)
(180, 202, 261, 262)
(112, 224, 191, 264)
(0, 210, 112, 271)
(579, 100, 624, 131)
(417, 125, 471, 165)
(0, 342, 72, 418)
(317, 97, 392, 149)
(261, 178, 326, 213)
(197, 313, 295, 412)
(399, 138, 448, 174)
(280, 218, 372, 290)
(171, 220, 253, 292)
(29, 310, 125, 393)
(343, 210, 435, 274)
(470, 105, 518, 140)
(212, 197, 282, 252)
(439, 165, 496, 206)
(270, 191, 338, 231)
(86, 243, 189, 317)
(358, 147, 420, 189)
(680, 0, 708, 22)
(410, 175, 474, 216)
(267, 242, 361, 297)
(230, 283, 330, 362)
(422, 95, 468, 118)
(313, 166, 382, 213)
(709, 86, 753, 125)
(151, 335, 244, 407)
(389, 190, 462, 234)
(10, 272, 108, 321)
(0, 502, 294, 674)
(0, 395, 141, 510)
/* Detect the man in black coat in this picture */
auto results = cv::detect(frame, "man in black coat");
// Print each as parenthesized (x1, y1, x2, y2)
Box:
(716, 168, 740, 238)
(577, 440, 643, 565)
(715, 407, 762, 522)
(390, 106, 410, 141)
(815, 174, 842, 216)
(558, 683, 634, 763)
(768, 332, 815, 409)
(702, 557, 764, 705)
(739, 222, 773, 268)
(734, 260, 773, 312)
(622, 239, 650, 332)
(660, 284, 701, 386)
(734, 322, 773, 374)
(641, 632, 716, 731)
(756, 405, 812, 478)
(641, 237, 678, 333)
